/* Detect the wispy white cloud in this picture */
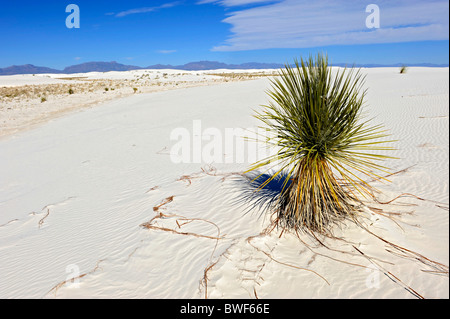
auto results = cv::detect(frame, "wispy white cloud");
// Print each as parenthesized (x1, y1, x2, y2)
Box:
(197, 0, 280, 6)
(157, 50, 177, 54)
(116, 2, 181, 18)
(199, 0, 449, 51)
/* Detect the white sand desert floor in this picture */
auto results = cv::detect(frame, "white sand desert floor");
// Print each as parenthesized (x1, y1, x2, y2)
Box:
(0, 69, 275, 138)
(0, 67, 448, 299)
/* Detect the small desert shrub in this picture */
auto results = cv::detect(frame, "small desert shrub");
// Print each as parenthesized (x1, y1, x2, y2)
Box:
(133, 87, 138, 93)
(247, 53, 395, 234)
(41, 97, 47, 103)
(68, 88, 74, 95)
(400, 65, 408, 74)
(105, 88, 109, 92)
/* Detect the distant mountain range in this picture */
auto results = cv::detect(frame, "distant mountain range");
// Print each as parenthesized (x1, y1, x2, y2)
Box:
(0, 64, 63, 76)
(0, 61, 448, 76)
(0, 61, 286, 75)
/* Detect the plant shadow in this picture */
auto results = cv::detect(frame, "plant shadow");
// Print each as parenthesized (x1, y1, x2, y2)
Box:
(232, 171, 292, 217)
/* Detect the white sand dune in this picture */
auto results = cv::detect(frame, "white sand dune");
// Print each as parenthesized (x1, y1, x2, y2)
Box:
(0, 74, 82, 87)
(0, 70, 218, 87)
(0, 68, 448, 299)
(0, 69, 275, 138)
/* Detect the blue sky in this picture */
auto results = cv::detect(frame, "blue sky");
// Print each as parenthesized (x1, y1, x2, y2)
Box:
(0, 0, 448, 69)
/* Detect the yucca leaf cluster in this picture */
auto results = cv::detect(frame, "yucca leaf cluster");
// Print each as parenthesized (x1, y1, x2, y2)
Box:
(248, 54, 395, 234)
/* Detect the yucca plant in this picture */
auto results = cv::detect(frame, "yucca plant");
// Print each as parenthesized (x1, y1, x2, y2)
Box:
(247, 53, 395, 234)
(400, 65, 408, 74)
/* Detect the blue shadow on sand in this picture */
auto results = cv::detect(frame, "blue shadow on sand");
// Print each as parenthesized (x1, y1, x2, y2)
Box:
(232, 171, 292, 216)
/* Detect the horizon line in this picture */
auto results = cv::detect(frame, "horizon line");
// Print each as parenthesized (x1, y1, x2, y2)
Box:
(1, 60, 449, 69)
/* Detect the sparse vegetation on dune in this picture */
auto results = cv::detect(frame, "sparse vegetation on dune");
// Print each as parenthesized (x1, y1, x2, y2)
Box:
(0, 70, 277, 137)
(206, 71, 278, 80)
(0, 80, 123, 102)
(400, 65, 408, 74)
(0, 71, 274, 105)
